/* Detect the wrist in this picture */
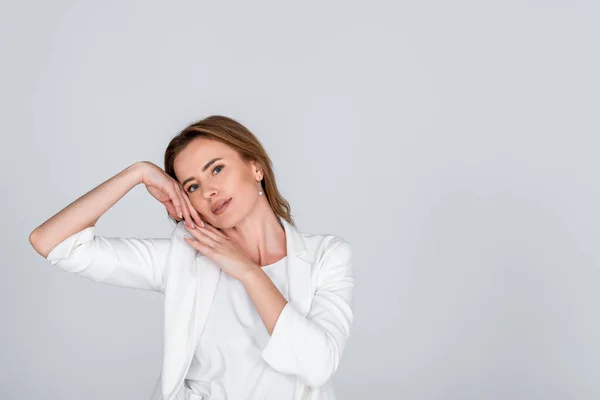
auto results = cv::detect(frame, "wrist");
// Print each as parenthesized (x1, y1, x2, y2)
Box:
(241, 264, 263, 285)
(124, 162, 147, 185)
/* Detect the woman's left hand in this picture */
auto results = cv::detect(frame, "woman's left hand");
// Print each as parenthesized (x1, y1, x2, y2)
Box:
(183, 222, 257, 281)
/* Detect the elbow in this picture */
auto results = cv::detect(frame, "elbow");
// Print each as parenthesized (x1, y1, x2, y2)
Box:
(29, 229, 56, 259)
(29, 229, 37, 249)
(29, 229, 46, 258)
(301, 336, 341, 388)
(303, 368, 335, 389)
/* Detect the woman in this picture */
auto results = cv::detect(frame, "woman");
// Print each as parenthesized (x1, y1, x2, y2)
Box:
(29, 115, 355, 400)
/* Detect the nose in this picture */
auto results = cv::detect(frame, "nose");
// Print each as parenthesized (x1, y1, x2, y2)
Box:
(202, 185, 218, 200)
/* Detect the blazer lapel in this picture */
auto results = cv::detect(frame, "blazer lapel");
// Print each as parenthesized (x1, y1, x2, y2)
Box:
(280, 218, 314, 317)
(161, 218, 314, 399)
(161, 221, 220, 400)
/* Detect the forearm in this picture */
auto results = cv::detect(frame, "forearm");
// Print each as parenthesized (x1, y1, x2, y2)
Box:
(30, 162, 145, 258)
(246, 239, 354, 388)
(241, 267, 288, 335)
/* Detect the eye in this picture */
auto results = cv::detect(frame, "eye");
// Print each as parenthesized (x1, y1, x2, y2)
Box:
(187, 165, 224, 193)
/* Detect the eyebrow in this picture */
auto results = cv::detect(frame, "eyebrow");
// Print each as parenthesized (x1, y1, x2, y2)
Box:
(182, 157, 223, 187)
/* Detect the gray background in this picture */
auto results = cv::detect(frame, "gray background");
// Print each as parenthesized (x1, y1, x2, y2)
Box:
(3, 1, 599, 399)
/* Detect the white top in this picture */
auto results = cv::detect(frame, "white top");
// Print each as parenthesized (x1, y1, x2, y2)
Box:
(43, 222, 352, 400)
(186, 256, 297, 399)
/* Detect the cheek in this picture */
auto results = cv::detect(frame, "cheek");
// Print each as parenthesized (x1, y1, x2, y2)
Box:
(188, 198, 209, 217)
(240, 175, 259, 196)
(229, 168, 255, 192)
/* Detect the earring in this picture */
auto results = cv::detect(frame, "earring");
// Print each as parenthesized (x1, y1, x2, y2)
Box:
(257, 181, 263, 196)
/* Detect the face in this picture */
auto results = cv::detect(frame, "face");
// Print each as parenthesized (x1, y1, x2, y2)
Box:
(173, 137, 263, 228)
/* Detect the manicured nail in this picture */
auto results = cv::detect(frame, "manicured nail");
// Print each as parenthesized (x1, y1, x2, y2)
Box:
(178, 211, 183, 219)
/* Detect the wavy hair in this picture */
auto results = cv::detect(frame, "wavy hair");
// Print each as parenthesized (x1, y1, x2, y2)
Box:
(163, 115, 294, 227)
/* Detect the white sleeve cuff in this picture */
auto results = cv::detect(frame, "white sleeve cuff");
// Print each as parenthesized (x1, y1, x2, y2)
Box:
(260, 301, 297, 371)
(46, 226, 96, 272)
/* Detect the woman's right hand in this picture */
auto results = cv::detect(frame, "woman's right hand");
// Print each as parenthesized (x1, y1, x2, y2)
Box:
(136, 161, 204, 229)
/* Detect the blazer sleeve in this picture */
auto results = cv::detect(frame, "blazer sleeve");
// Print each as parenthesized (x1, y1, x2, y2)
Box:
(260, 237, 355, 388)
(45, 225, 171, 293)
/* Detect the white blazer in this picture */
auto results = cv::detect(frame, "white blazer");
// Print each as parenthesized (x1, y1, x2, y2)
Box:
(45, 217, 355, 400)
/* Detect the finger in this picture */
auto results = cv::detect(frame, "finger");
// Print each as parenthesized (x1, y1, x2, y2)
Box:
(167, 183, 184, 220)
(184, 236, 212, 256)
(164, 201, 179, 220)
(184, 235, 215, 254)
(181, 191, 205, 228)
(195, 225, 224, 243)
(174, 184, 193, 227)
(186, 226, 220, 250)
(173, 183, 189, 223)
(200, 222, 227, 239)
(183, 224, 203, 242)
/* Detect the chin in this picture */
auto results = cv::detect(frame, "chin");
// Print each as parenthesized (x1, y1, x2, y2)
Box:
(208, 214, 234, 230)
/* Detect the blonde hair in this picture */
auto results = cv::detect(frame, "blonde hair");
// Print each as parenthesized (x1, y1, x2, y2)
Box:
(164, 115, 294, 227)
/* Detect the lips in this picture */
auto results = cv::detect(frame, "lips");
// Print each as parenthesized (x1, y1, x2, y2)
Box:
(212, 198, 232, 214)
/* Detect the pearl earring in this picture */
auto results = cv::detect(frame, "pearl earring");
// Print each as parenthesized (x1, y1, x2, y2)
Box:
(258, 181, 263, 196)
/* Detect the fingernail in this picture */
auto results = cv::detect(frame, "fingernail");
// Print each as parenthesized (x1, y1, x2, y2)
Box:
(178, 211, 183, 219)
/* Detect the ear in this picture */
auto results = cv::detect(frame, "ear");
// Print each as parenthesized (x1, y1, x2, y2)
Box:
(249, 160, 264, 181)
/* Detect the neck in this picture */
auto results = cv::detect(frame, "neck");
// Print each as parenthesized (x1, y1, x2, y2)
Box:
(221, 199, 286, 267)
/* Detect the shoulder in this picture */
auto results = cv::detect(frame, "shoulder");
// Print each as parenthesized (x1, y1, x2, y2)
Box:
(299, 231, 354, 288)
(299, 231, 352, 267)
